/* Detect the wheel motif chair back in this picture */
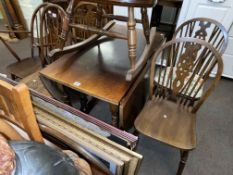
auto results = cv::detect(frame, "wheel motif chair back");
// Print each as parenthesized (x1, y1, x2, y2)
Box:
(150, 37, 223, 113)
(40, 4, 66, 66)
(174, 18, 228, 55)
(72, 2, 108, 41)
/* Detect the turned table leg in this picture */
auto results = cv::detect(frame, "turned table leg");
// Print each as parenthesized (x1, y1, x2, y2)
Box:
(109, 104, 119, 128)
(127, 7, 137, 71)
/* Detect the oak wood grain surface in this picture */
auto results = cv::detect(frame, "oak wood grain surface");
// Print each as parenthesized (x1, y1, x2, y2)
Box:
(40, 25, 149, 105)
(135, 99, 196, 149)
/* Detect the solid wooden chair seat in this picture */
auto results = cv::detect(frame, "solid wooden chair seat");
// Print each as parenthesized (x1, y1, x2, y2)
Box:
(135, 98, 196, 150)
(6, 57, 41, 79)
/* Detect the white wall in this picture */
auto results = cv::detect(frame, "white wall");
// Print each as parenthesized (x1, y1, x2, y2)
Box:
(18, 0, 43, 30)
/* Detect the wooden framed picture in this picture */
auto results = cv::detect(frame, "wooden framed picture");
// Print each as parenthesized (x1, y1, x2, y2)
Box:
(0, 75, 142, 175)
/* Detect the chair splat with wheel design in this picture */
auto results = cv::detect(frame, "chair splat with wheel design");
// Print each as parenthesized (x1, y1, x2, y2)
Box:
(174, 17, 228, 55)
(135, 37, 223, 175)
(154, 17, 228, 99)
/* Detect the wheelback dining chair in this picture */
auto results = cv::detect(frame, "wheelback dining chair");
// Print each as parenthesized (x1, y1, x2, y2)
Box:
(0, 80, 91, 174)
(174, 17, 228, 55)
(39, 1, 110, 66)
(0, 2, 64, 80)
(134, 37, 223, 174)
(153, 17, 228, 100)
(0, 3, 47, 80)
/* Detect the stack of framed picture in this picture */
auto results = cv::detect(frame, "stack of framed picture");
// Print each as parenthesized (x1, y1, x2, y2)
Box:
(0, 75, 142, 175)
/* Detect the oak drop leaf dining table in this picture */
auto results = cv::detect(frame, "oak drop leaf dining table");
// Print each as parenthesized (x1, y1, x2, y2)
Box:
(40, 25, 164, 129)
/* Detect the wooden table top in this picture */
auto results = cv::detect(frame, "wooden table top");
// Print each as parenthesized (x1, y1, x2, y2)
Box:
(40, 25, 163, 105)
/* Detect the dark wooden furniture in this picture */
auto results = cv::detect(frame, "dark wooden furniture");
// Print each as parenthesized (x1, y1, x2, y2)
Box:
(46, 0, 158, 81)
(153, 17, 228, 99)
(174, 17, 228, 55)
(0, 3, 56, 80)
(40, 1, 112, 65)
(0, 3, 45, 80)
(151, 0, 183, 39)
(40, 25, 165, 129)
(134, 37, 223, 174)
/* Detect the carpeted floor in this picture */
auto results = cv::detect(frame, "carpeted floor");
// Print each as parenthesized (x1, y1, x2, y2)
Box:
(0, 36, 232, 175)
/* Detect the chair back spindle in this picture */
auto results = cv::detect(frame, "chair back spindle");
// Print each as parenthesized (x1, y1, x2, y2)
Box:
(72, 2, 107, 41)
(150, 38, 223, 113)
(174, 18, 228, 55)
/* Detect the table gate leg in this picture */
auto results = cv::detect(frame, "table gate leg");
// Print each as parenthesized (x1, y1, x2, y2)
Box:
(109, 104, 119, 128)
(141, 8, 150, 44)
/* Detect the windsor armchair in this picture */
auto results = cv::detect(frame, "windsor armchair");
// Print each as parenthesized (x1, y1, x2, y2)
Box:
(134, 37, 223, 174)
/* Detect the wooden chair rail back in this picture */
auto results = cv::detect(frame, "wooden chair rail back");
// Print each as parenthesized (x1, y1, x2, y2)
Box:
(149, 37, 223, 113)
(72, 2, 108, 41)
(40, 1, 112, 66)
(0, 80, 43, 142)
(174, 17, 228, 55)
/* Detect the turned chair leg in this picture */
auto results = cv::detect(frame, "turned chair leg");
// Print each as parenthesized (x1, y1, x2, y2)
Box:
(176, 150, 189, 175)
